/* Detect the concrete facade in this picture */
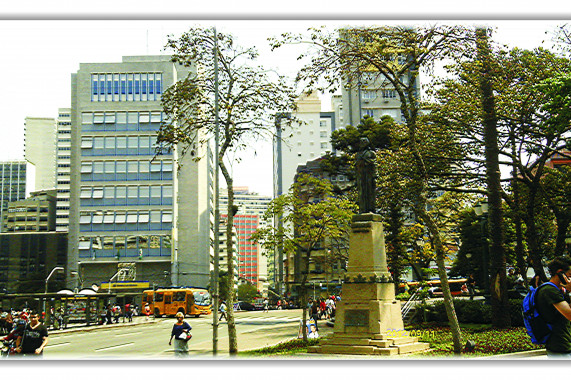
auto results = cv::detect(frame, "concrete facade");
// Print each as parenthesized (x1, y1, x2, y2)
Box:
(24, 117, 57, 191)
(68, 56, 213, 290)
(3, 189, 57, 232)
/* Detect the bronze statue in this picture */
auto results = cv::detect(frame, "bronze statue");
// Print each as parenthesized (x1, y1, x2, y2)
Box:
(355, 137, 376, 213)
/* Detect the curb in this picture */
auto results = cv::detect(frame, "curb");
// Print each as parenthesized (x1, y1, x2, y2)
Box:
(48, 318, 162, 335)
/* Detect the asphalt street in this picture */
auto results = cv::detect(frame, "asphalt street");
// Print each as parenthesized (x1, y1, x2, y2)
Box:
(44, 309, 321, 359)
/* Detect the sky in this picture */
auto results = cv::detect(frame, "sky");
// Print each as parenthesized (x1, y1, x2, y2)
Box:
(0, 19, 566, 198)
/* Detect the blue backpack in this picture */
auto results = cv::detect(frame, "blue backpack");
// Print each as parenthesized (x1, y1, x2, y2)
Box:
(522, 282, 560, 344)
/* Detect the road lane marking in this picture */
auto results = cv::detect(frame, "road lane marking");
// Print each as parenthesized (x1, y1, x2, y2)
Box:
(48, 342, 71, 347)
(114, 332, 144, 337)
(94, 342, 134, 352)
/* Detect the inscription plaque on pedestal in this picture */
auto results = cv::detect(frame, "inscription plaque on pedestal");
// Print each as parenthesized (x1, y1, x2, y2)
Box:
(344, 310, 369, 327)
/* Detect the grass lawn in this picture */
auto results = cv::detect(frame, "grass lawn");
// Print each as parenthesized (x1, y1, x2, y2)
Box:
(239, 323, 543, 357)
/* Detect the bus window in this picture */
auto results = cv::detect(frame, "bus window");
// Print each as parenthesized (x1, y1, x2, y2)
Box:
(173, 292, 185, 302)
(193, 291, 211, 306)
(155, 292, 164, 302)
(165, 295, 172, 304)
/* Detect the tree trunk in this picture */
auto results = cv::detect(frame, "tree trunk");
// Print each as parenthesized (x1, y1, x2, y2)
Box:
(415, 199, 463, 354)
(555, 216, 571, 256)
(476, 27, 511, 328)
(524, 189, 548, 282)
(511, 134, 527, 285)
(220, 161, 238, 355)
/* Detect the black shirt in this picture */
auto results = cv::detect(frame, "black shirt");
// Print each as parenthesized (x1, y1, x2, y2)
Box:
(536, 283, 571, 353)
(20, 323, 48, 354)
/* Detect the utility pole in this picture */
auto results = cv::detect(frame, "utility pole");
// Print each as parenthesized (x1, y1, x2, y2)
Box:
(212, 26, 220, 356)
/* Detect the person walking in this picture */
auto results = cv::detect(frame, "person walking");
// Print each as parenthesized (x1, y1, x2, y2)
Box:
(106, 305, 113, 325)
(219, 301, 227, 321)
(144, 303, 150, 321)
(15, 312, 48, 357)
(126, 304, 134, 323)
(169, 312, 191, 357)
(263, 298, 269, 313)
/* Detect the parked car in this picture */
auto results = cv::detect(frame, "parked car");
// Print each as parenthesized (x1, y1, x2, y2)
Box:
(233, 301, 256, 311)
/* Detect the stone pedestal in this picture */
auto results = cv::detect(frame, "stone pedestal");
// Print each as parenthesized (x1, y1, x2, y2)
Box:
(309, 213, 429, 356)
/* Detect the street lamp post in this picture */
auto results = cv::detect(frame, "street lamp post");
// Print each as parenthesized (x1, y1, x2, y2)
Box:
(474, 200, 490, 298)
(44, 266, 64, 322)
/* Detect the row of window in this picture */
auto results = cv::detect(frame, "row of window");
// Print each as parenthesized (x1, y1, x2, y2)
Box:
(78, 234, 171, 258)
(81, 111, 164, 132)
(91, 73, 163, 102)
(81, 160, 173, 181)
(79, 210, 173, 232)
(81, 135, 169, 156)
(80, 185, 173, 207)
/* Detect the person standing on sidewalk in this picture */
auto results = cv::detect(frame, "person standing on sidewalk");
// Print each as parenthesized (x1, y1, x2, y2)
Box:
(15, 312, 48, 357)
(169, 312, 191, 357)
(219, 301, 227, 321)
(535, 257, 571, 358)
(263, 298, 269, 313)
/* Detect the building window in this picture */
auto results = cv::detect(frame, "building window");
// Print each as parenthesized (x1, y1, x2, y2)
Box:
(382, 90, 397, 99)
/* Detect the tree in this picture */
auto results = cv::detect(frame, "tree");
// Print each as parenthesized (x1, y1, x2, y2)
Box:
(159, 27, 298, 355)
(271, 25, 471, 353)
(237, 282, 259, 302)
(251, 173, 356, 340)
(430, 41, 571, 285)
(474, 27, 511, 328)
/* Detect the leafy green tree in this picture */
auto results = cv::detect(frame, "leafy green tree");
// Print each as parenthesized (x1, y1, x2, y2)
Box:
(251, 173, 356, 341)
(159, 27, 297, 355)
(237, 282, 259, 302)
(430, 42, 571, 285)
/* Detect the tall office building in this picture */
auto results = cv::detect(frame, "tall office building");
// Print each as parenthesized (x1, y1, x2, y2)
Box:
(24, 117, 57, 191)
(220, 187, 272, 292)
(274, 92, 336, 198)
(69, 56, 213, 290)
(0, 161, 29, 231)
(56, 108, 72, 232)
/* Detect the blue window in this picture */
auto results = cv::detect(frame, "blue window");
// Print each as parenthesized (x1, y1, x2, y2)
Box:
(128, 76, 133, 95)
(141, 73, 147, 95)
(92, 78, 98, 96)
(149, 77, 154, 94)
(107, 76, 112, 95)
(121, 75, 126, 95)
(114, 78, 119, 95)
(99, 74, 106, 96)
(156, 76, 161, 94)
(135, 80, 140, 95)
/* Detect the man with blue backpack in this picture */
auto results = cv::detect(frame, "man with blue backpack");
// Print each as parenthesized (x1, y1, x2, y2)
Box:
(525, 257, 571, 358)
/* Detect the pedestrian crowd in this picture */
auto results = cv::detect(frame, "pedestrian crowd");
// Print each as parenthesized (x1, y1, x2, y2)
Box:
(99, 303, 139, 325)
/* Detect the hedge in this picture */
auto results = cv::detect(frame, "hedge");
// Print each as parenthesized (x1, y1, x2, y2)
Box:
(414, 299, 523, 326)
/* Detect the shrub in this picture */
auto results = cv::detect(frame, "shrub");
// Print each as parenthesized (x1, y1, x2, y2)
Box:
(415, 298, 523, 326)
(415, 299, 491, 324)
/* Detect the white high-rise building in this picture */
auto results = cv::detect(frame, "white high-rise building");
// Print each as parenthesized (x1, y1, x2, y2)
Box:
(69, 56, 214, 289)
(274, 92, 336, 198)
(55, 108, 72, 232)
(24, 117, 57, 191)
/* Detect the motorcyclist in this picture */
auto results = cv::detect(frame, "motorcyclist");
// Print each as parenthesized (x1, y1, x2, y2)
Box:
(1, 318, 27, 357)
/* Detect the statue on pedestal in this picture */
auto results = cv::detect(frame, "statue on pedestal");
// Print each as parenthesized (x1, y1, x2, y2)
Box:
(355, 137, 376, 214)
